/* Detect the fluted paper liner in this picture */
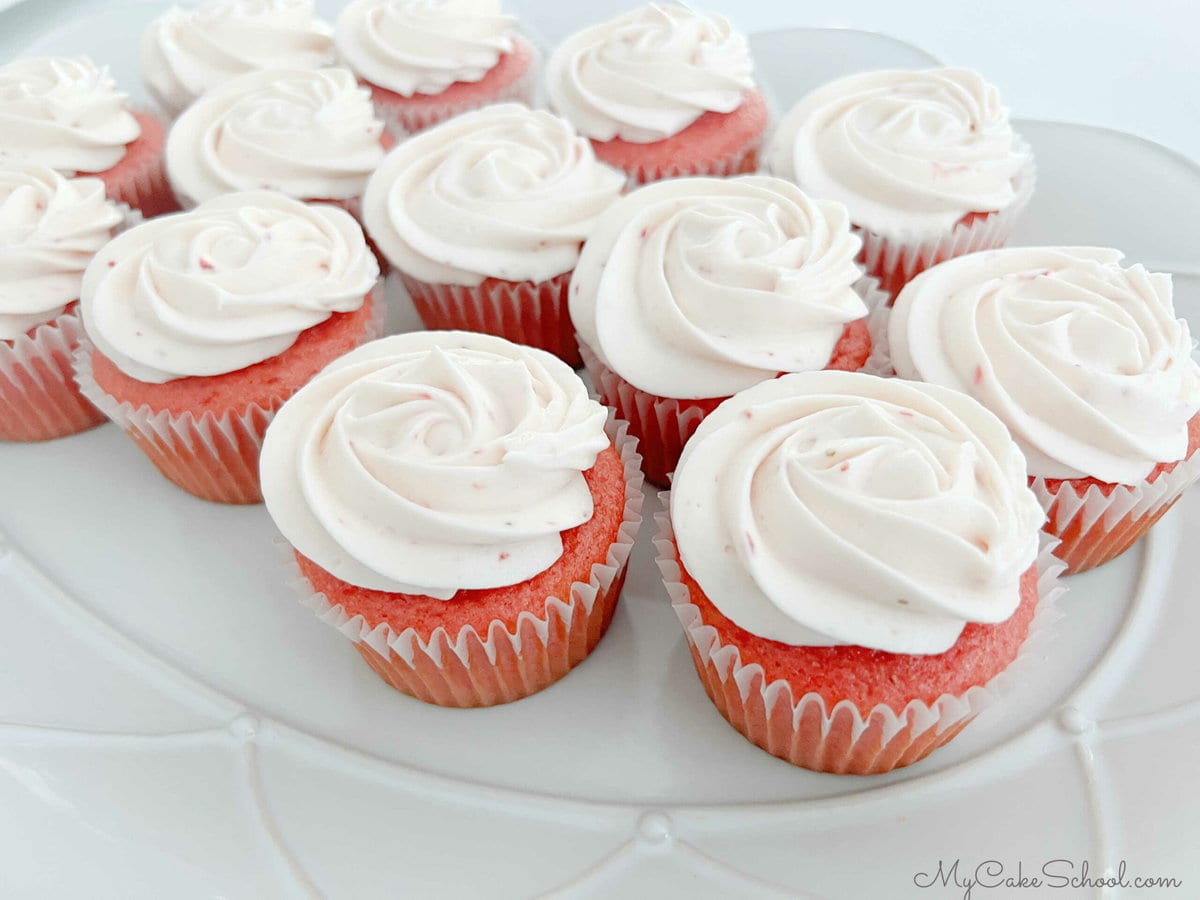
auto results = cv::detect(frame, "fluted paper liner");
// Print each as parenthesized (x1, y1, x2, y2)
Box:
(1, 308, 106, 442)
(1030, 445, 1200, 574)
(580, 275, 892, 486)
(401, 269, 580, 367)
(655, 496, 1066, 775)
(72, 293, 385, 504)
(97, 106, 180, 219)
(281, 417, 645, 707)
(859, 153, 1036, 301)
(372, 37, 539, 137)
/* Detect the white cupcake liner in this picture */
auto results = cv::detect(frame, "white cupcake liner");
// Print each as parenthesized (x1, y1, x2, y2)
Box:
(1030, 441, 1200, 573)
(399, 269, 580, 366)
(654, 495, 1066, 774)
(858, 152, 1037, 300)
(371, 36, 540, 137)
(281, 415, 645, 707)
(0, 307, 106, 442)
(99, 104, 180, 219)
(580, 274, 893, 485)
(72, 292, 386, 504)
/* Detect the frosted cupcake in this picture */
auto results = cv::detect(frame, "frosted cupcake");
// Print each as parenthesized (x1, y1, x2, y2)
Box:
(142, 0, 337, 117)
(890, 246, 1200, 573)
(165, 67, 390, 215)
(363, 103, 625, 365)
(546, 3, 768, 185)
(0, 166, 123, 441)
(764, 68, 1034, 300)
(262, 331, 644, 707)
(571, 175, 885, 486)
(335, 0, 536, 135)
(75, 191, 382, 503)
(658, 371, 1059, 774)
(0, 57, 177, 217)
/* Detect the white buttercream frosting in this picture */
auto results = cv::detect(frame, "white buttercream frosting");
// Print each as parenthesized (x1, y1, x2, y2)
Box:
(363, 103, 625, 286)
(671, 371, 1044, 653)
(166, 67, 386, 205)
(890, 246, 1200, 483)
(570, 176, 867, 399)
(260, 330, 610, 598)
(0, 166, 123, 341)
(0, 56, 141, 174)
(764, 68, 1031, 240)
(142, 0, 337, 116)
(545, 3, 755, 143)
(80, 191, 378, 384)
(335, 0, 515, 98)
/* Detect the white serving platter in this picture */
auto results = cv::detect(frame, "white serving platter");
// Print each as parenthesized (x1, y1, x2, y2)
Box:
(1, 3, 1198, 898)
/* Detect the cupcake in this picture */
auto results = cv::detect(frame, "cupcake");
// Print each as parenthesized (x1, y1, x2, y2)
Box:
(74, 191, 382, 504)
(0, 56, 178, 218)
(335, 0, 536, 135)
(890, 246, 1200, 574)
(764, 68, 1034, 300)
(546, 3, 768, 185)
(362, 103, 625, 365)
(142, 0, 337, 117)
(261, 331, 644, 707)
(658, 371, 1059, 774)
(165, 67, 390, 217)
(571, 175, 887, 486)
(0, 166, 123, 441)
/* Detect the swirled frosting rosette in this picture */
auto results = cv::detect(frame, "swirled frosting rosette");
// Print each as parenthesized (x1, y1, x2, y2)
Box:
(659, 370, 1060, 773)
(545, 4, 767, 184)
(571, 175, 884, 485)
(142, 0, 337, 116)
(74, 191, 382, 502)
(165, 67, 387, 207)
(765, 68, 1034, 297)
(363, 103, 624, 363)
(336, 0, 535, 134)
(0, 165, 123, 441)
(890, 246, 1200, 573)
(263, 330, 645, 707)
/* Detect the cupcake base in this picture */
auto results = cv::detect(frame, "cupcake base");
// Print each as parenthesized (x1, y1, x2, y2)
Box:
(367, 37, 537, 136)
(401, 269, 579, 367)
(90, 111, 179, 219)
(0, 306, 104, 442)
(655, 502, 1065, 775)
(285, 417, 645, 707)
(74, 293, 384, 504)
(1031, 413, 1200, 574)
(590, 89, 769, 186)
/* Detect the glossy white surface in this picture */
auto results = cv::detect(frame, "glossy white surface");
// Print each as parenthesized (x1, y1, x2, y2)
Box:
(1, 6, 1198, 899)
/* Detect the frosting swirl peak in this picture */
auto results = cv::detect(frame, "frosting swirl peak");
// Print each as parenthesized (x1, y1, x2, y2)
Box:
(336, 0, 516, 98)
(0, 56, 141, 174)
(890, 246, 1200, 483)
(546, 3, 755, 143)
(260, 331, 610, 598)
(671, 371, 1044, 654)
(81, 191, 378, 383)
(570, 176, 867, 399)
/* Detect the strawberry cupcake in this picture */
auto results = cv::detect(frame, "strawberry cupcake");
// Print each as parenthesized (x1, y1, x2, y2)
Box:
(335, 0, 536, 135)
(571, 175, 888, 486)
(658, 371, 1059, 774)
(1, 166, 124, 441)
(165, 67, 390, 217)
(546, 3, 768, 186)
(362, 103, 624, 365)
(261, 331, 644, 707)
(74, 191, 382, 504)
(890, 246, 1200, 574)
(764, 68, 1034, 300)
(142, 0, 337, 117)
(0, 56, 177, 218)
